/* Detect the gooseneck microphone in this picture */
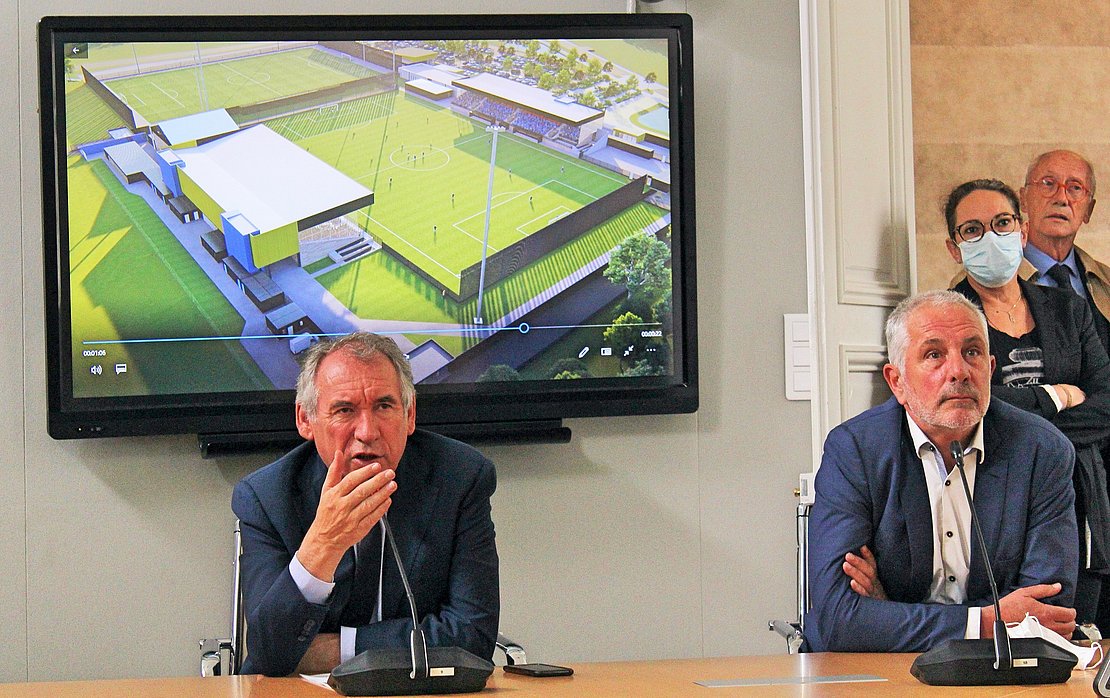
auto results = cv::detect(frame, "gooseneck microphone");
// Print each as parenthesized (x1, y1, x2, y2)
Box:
(950, 441, 1012, 671)
(908, 442, 1076, 686)
(328, 513, 493, 696)
(381, 515, 429, 680)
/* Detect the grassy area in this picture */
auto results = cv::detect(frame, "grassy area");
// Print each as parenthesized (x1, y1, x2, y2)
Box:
(629, 104, 669, 137)
(318, 201, 667, 357)
(101, 46, 381, 124)
(67, 157, 272, 397)
(64, 82, 129, 149)
(574, 38, 670, 87)
(455, 202, 664, 323)
(272, 93, 627, 293)
(303, 257, 333, 274)
(317, 252, 463, 347)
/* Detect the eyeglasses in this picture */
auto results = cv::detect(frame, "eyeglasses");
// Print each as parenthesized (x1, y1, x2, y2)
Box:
(952, 212, 1021, 243)
(1026, 175, 1091, 202)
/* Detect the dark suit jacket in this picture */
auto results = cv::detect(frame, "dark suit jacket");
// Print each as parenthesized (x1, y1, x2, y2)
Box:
(955, 277, 1110, 571)
(232, 430, 499, 676)
(953, 277, 1110, 447)
(804, 397, 1077, 652)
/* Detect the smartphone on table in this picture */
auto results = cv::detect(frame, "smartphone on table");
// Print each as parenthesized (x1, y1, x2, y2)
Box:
(503, 663, 574, 677)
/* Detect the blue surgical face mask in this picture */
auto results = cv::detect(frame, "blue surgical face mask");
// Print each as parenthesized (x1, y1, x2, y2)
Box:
(959, 232, 1023, 288)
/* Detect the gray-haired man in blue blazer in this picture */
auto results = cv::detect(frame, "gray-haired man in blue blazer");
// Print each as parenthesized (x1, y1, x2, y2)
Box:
(805, 290, 1077, 652)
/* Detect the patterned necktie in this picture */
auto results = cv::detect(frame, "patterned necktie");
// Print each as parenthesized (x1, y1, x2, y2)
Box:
(1046, 263, 1073, 293)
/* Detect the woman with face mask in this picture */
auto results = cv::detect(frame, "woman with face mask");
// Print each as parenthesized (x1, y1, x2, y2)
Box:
(946, 178, 1110, 631)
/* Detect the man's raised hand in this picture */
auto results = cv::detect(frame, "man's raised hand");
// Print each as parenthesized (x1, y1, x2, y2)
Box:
(297, 449, 397, 581)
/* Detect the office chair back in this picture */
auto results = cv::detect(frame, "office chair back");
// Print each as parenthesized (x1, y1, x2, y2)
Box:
(767, 501, 810, 653)
(199, 521, 244, 676)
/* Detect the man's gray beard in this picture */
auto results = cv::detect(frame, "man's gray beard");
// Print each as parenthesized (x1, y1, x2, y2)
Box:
(904, 383, 987, 433)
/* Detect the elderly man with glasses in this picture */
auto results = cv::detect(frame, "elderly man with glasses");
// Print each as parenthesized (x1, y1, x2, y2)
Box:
(1019, 150, 1110, 353)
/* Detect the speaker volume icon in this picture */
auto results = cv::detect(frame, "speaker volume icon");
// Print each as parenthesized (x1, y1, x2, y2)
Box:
(90, 364, 103, 376)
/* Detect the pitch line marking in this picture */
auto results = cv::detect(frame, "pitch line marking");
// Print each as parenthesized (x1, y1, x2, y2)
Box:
(363, 215, 461, 280)
(222, 63, 282, 97)
(149, 82, 185, 109)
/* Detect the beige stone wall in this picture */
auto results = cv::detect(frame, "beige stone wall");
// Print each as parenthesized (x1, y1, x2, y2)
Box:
(911, 0, 1110, 292)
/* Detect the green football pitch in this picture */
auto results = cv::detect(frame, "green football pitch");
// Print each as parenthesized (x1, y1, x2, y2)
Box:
(267, 92, 636, 295)
(65, 45, 380, 148)
(322, 201, 665, 357)
(102, 46, 379, 125)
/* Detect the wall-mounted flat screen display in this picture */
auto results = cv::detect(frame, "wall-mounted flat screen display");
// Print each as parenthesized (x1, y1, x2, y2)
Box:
(39, 13, 697, 442)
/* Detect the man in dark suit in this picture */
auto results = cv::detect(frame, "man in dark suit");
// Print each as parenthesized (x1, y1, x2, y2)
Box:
(232, 332, 499, 676)
(1020, 151, 1110, 635)
(1019, 150, 1110, 353)
(805, 290, 1078, 652)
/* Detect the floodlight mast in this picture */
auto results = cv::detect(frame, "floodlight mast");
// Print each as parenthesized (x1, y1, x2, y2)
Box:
(474, 124, 504, 325)
(194, 42, 209, 111)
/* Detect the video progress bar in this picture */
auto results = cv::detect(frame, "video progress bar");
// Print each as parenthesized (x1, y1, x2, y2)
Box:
(81, 322, 663, 346)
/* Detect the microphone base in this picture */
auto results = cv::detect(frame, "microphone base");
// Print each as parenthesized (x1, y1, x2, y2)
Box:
(329, 646, 493, 696)
(910, 637, 1076, 686)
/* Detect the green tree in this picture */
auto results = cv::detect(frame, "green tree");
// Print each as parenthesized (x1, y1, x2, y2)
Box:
(538, 73, 555, 90)
(477, 365, 521, 382)
(641, 340, 671, 370)
(603, 312, 644, 369)
(604, 231, 671, 303)
(545, 358, 590, 380)
(622, 359, 666, 377)
(645, 71, 657, 84)
(652, 287, 673, 334)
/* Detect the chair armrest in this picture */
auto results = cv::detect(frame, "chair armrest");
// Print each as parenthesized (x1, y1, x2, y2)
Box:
(767, 620, 804, 654)
(495, 633, 527, 665)
(199, 638, 235, 677)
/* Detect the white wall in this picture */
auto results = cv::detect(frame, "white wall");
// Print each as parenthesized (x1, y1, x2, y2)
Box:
(6, 0, 810, 680)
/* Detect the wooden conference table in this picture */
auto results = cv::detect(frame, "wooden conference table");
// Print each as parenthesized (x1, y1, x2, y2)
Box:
(0, 652, 1103, 697)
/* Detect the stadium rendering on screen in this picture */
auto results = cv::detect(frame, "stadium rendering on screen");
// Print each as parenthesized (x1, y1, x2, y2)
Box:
(41, 14, 697, 441)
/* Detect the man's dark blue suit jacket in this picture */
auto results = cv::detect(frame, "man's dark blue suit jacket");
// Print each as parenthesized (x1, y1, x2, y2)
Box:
(232, 430, 499, 676)
(805, 396, 1077, 652)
